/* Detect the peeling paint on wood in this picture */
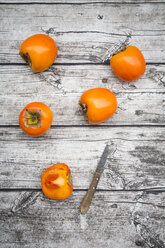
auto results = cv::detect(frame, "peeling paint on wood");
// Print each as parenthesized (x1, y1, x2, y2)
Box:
(11, 192, 40, 213)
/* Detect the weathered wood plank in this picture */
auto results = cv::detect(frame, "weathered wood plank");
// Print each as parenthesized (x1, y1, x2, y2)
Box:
(0, 190, 165, 248)
(0, 64, 164, 125)
(0, 127, 164, 189)
(0, 4, 165, 63)
(1, 0, 165, 3)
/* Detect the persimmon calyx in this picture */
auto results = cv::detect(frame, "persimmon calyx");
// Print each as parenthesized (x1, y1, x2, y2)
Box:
(25, 109, 41, 128)
(20, 52, 32, 67)
(79, 101, 87, 113)
(68, 171, 73, 186)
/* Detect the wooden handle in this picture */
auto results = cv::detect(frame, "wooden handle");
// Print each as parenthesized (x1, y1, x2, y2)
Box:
(80, 171, 101, 215)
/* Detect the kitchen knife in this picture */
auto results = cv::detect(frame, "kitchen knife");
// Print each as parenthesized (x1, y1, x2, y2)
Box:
(80, 144, 110, 214)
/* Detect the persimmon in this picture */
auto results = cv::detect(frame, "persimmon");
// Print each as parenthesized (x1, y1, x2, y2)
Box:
(110, 46, 146, 82)
(79, 88, 117, 124)
(19, 34, 58, 72)
(19, 102, 53, 136)
(41, 163, 73, 200)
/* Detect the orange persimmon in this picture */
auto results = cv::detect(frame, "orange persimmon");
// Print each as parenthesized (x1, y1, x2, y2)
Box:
(110, 46, 146, 82)
(19, 34, 58, 72)
(79, 88, 117, 124)
(19, 102, 53, 136)
(41, 163, 73, 200)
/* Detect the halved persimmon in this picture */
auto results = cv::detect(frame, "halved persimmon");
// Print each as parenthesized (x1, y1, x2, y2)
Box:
(41, 163, 73, 200)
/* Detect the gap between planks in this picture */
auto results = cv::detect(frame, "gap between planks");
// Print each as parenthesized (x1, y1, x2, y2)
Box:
(0, 125, 165, 128)
(0, 188, 165, 192)
(0, 62, 165, 66)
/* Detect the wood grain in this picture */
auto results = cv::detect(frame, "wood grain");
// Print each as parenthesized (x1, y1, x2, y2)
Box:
(0, 64, 164, 126)
(1, 0, 165, 3)
(0, 4, 165, 64)
(0, 190, 165, 248)
(0, 1, 165, 248)
(0, 127, 164, 189)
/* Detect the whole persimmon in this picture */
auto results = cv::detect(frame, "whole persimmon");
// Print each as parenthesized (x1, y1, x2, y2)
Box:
(19, 34, 58, 72)
(41, 163, 73, 200)
(79, 88, 117, 124)
(110, 46, 146, 82)
(19, 102, 53, 136)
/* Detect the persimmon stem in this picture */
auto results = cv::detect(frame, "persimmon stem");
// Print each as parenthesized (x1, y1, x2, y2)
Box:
(68, 172, 73, 186)
(79, 101, 87, 113)
(111, 45, 127, 57)
(20, 52, 32, 67)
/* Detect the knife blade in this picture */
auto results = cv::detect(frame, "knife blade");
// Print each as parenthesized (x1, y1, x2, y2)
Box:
(80, 144, 110, 214)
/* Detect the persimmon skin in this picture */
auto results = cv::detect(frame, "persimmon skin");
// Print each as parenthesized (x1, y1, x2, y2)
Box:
(19, 102, 53, 136)
(19, 34, 58, 72)
(110, 46, 146, 82)
(41, 163, 73, 200)
(80, 88, 117, 124)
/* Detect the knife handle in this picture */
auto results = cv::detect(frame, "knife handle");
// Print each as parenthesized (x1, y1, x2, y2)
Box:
(80, 171, 101, 215)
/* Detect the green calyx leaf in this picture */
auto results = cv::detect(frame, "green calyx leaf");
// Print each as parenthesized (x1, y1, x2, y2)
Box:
(25, 109, 41, 128)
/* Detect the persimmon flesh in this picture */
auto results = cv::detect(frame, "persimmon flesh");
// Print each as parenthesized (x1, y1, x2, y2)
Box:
(41, 164, 73, 200)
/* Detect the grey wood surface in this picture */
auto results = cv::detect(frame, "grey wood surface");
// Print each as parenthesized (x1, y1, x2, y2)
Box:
(0, 127, 165, 190)
(0, 191, 165, 248)
(1, 0, 165, 3)
(0, 64, 164, 125)
(0, 3, 165, 63)
(0, 1, 165, 248)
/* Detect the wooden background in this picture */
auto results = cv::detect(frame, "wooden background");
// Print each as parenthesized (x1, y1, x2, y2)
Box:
(0, 1, 165, 247)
